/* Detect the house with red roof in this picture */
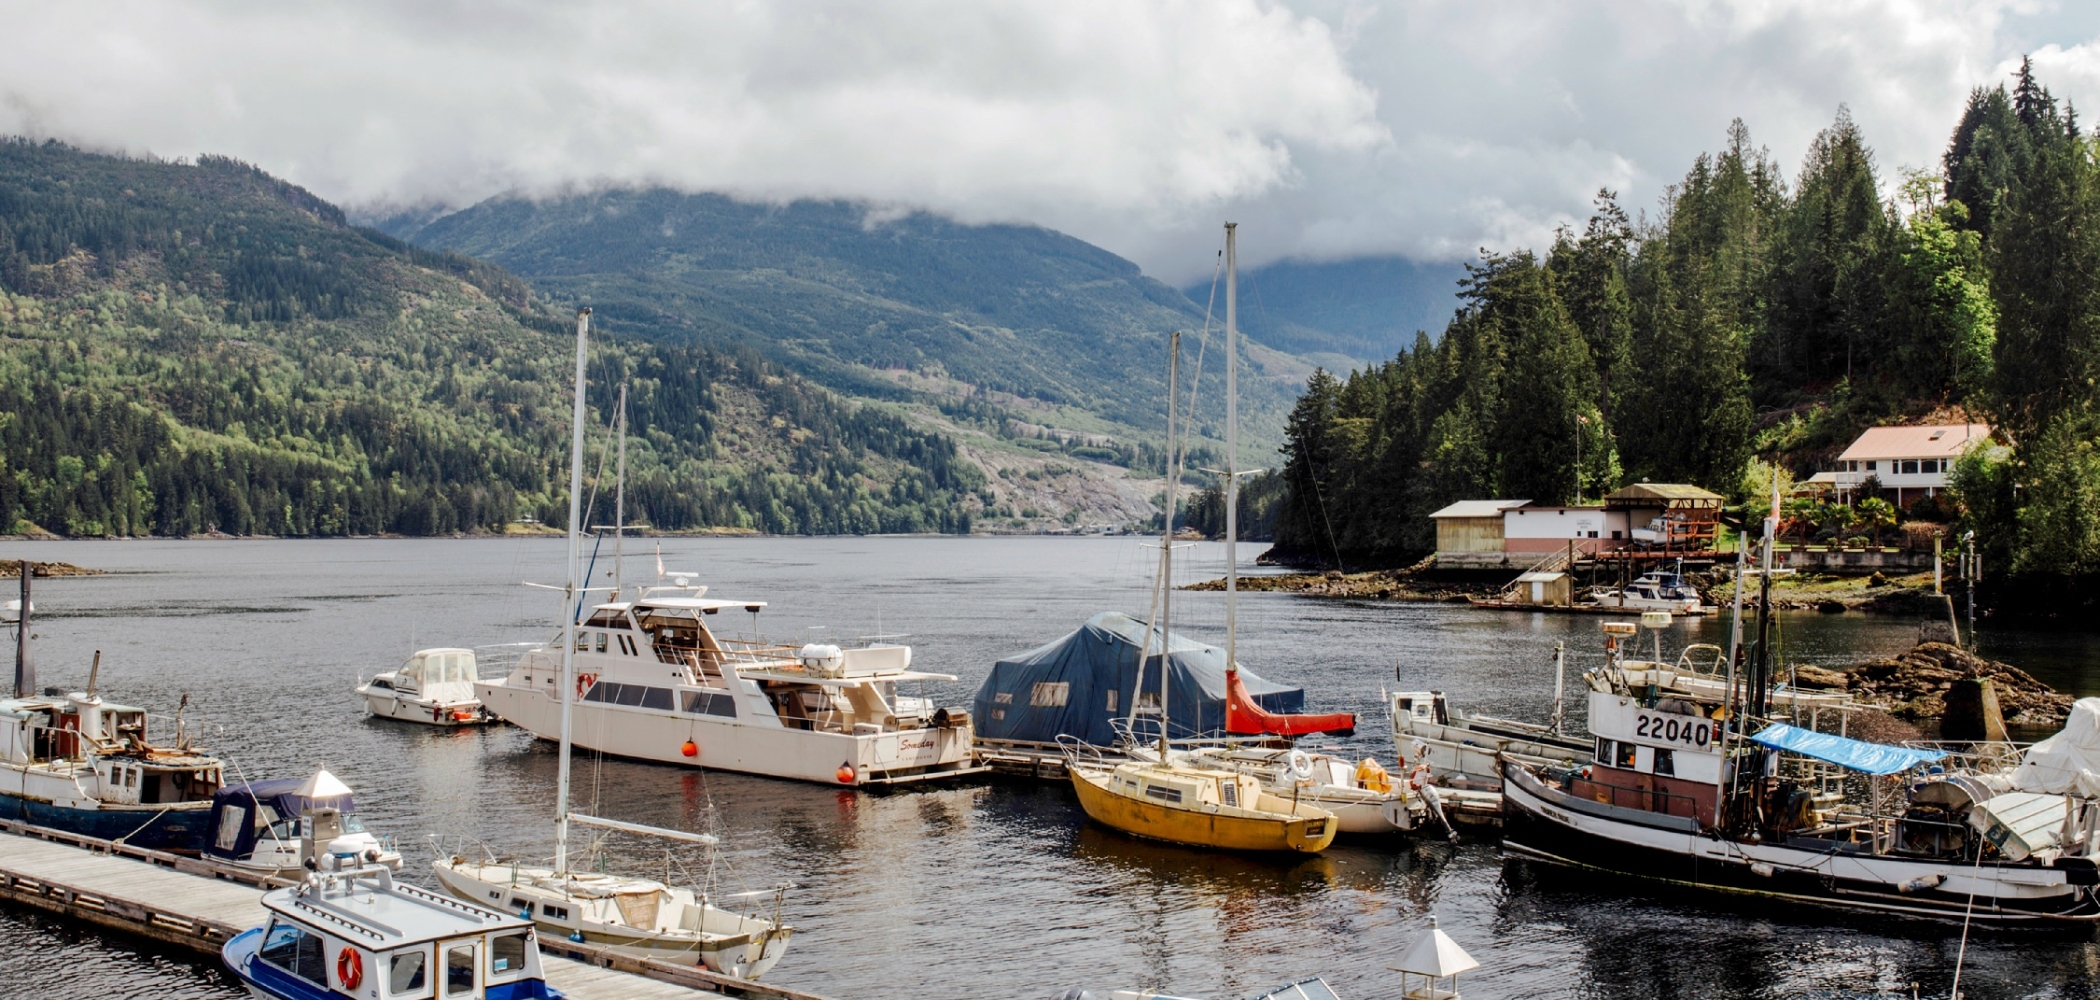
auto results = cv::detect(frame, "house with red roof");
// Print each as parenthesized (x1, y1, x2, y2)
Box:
(1804, 423, 1993, 506)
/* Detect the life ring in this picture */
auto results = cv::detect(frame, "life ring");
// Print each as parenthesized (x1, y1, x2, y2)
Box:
(1409, 763, 1431, 791)
(576, 673, 598, 698)
(337, 948, 363, 991)
(1285, 749, 1317, 783)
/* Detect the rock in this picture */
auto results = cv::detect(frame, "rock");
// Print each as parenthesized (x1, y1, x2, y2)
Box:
(0, 559, 101, 578)
(1868, 571, 1887, 587)
(1816, 599, 1845, 614)
(1846, 641, 2072, 727)
(1790, 664, 1849, 689)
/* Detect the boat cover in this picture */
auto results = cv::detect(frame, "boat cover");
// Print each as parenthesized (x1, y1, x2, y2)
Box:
(202, 773, 355, 861)
(1749, 723, 1945, 775)
(975, 612, 1306, 745)
(1968, 790, 2068, 862)
(2013, 697, 2100, 797)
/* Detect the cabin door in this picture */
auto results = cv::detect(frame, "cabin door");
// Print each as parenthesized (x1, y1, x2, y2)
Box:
(440, 937, 482, 998)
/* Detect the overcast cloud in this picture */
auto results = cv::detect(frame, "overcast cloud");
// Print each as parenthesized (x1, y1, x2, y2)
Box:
(3, 1, 2100, 280)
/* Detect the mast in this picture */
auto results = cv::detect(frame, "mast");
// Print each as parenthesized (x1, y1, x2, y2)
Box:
(1749, 478, 1779, 723)
(13, 560, 31, 698)
(1159, 331, 1181, 758)
(555, 306, 590, 875)
(614, 382, 628, 599)
(1223, 222, 1239, 736)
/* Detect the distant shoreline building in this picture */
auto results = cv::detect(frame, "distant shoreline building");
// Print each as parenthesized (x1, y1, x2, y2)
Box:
(1428, 483, 1721, 566)
(1805, 423, 1993, 507)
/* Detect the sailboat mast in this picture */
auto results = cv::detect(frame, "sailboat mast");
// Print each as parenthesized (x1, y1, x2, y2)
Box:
(1749, 478, 1779, 723)
(1159, 331, 1181, 758)
(1223, 222, 1238, 736)
(555, 306, 591, 874)
(614, 382, 628, 598)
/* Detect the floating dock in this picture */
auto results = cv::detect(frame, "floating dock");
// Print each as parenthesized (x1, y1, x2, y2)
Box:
(0, 819, 831, 1000)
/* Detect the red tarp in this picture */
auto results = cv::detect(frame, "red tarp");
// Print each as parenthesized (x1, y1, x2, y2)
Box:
(1224, 671, 1355, 737)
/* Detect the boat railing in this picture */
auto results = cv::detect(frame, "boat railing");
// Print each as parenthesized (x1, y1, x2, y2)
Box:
(711, 638, 804, 666)
(1900, 741, 2031, 775)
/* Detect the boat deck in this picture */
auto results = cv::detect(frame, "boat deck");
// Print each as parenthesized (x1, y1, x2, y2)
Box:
(0, 819, 832, 999)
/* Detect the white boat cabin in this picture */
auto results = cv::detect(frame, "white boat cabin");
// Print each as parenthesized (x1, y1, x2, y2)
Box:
(0, 691, 221, 805)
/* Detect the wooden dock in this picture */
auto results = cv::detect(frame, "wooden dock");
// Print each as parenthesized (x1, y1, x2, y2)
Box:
(0, 819, 832, 1000)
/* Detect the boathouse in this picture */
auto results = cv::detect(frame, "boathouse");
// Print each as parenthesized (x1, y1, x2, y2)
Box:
(1428, 499, 1530, 567)
(1604, 483, 1723, 555)
(1503, 505, 1631, 554)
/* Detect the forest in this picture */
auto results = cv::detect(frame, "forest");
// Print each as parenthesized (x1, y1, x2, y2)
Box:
(0, 139, 982, 538)
(1264, 61, 2100, 605)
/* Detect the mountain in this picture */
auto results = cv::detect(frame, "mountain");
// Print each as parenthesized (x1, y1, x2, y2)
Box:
(0, 139, 982, 537)
(382, 190, 1312, 453)
(1188, 256, 1467, 365)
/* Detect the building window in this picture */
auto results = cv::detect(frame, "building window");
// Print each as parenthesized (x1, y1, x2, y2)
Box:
(1902, 460, 1919, 474)
(1866, 461, 1877, 471)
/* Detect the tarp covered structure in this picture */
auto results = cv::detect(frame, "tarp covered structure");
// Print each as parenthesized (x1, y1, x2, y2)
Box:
(2013, 696, 2100, 797)
(1749, 723, 1946, 776)
(974, 612, 1306, 745)
(203, 770, 355, 862)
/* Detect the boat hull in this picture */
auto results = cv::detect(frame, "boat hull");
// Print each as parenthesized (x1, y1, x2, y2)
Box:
(479, 681, 979, 787)
(1068, 766, 1336, 853)
(1501, 762, 2100, 923)
(359, 687, 489, 726)
(0, 793, 210, 852)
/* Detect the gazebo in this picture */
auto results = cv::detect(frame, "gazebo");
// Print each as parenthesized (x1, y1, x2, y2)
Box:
(1392, 915, 1479, 1000)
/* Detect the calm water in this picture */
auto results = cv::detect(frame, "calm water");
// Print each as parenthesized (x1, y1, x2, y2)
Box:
(0, 536, 2096, 1000)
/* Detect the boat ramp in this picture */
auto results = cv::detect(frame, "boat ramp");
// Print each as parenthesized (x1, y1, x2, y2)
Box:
(0, 818, 832, 1000)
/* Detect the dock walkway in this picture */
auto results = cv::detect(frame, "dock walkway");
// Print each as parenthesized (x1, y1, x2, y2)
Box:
(0, 820, 829, 1000)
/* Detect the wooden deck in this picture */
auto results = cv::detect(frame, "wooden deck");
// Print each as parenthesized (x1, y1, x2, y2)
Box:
(0, 820, 833, 1000)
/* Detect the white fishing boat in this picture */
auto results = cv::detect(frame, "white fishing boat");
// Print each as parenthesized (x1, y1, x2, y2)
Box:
(358, 648, 493, 726)
(223, 861, 560, 1000)
(436, 307, 794, 980)
(1390, 642, 1594, 791)
(202, 768, 402, 875)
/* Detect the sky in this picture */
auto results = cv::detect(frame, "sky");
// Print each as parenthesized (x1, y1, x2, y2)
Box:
(5, 1, 2100, 282)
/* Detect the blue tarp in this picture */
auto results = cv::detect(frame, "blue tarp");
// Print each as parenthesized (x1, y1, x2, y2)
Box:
(974, 611, 1305, 745)
(1749, 723, 1946, 776)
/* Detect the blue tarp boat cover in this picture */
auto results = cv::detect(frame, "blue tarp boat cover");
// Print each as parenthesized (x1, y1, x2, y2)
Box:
(1749, 723, 1946, 775)
(202, 777, 355, 861)
(975, 611, 1305, 745)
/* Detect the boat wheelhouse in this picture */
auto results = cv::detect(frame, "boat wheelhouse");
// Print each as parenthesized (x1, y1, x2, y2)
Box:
(0, 689, 222, 850)
(203, 769, 401, 875)
(476, 579, 981, 786)
(222, 863, 560, 1000)
(359, 648, 492, 726)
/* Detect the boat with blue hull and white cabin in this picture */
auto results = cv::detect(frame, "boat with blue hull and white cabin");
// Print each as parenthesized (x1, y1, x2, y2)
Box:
(223, 861, 562, 1000)
(0, 687, 224, 850)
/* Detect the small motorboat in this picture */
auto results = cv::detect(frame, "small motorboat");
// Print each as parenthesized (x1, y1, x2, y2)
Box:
(359, 647, 493, 725)
(202, 768, 401, 875)
(1590, 569, 1704, 614)
(222, 860, 562, 999)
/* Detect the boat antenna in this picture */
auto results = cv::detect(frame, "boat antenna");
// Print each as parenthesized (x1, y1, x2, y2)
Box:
(555, 306, 591, 875)
(1223, 221, 1239, 739)
(614, 381, 628, 600)
(1159, 330, 1182, 758)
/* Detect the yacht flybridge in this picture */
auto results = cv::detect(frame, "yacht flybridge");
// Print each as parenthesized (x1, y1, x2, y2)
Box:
(476, 576, 981, 786)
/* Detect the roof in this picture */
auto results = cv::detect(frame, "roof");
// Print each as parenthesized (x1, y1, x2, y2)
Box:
(1392, 917, 1479, 977)
(264, 868, 525, 948)
(1515, 571, 1566, 583)
(1749, 723, 1946, 775)
(600, 597, 768, 614)
(1837, 423, 1992, 461)
(1605, 483, 1724, 504)
(1428, 499, 1531, 519)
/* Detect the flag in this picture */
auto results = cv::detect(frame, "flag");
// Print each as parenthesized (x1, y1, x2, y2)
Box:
(655, 543, 664, 581)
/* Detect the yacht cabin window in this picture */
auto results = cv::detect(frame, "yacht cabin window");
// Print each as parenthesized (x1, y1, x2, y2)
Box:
(258, 918, 327, 984)
(445, 944, 475, 997)
(390, 947, 430, 997)
(488, 931, 531, 978)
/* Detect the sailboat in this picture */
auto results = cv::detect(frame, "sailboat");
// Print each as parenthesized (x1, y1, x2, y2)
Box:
(434, 308, 794, 979)
(1065, 234, 1338, 853)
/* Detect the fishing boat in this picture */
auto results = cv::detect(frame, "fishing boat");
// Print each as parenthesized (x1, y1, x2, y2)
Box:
(1389, 644, 1594, 790)
(223, 861, 561, 1000)
(436, 308, 794, 979)
(1501, 499, 2100, 923)
(202, 769, 402, 875)
(1, 586, 223, 850)
(1065, 230, 1338, 854)
(358, 648, 493, 726)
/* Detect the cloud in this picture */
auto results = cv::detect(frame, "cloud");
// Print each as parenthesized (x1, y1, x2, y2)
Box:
(1, 0, 2098, 281)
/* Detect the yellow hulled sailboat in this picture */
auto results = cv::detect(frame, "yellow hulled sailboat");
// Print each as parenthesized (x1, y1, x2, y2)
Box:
(1066, 225, 1337, 854)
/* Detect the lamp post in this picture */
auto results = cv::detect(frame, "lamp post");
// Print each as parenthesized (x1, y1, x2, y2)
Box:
(1575, 413, 1589, 504)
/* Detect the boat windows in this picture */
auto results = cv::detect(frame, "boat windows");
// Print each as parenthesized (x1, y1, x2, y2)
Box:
(215, 805, 246, 851)
(488, 931, 530, 978)
(1142, 783, 1183, 804)
(583, 681, 678, 711)
(390, 948, 429, 996)
(682, 691, 738, 718)
(1221, 780, 1238, 807)
(542, 904, 569, 921)
(594, 633, 609, 653)
(584, 609, 629, 629)
(1104, 689, 1116, 713)
(1615, 741, 1638, 769)
(1653, 748, 1675, 777)
(1029, 682, 1069, 708)
(445, 944, 476, 996)
(370, 677, 394, 691)
(259, 918, 327, 984)
(1595, 737, 1613, 763)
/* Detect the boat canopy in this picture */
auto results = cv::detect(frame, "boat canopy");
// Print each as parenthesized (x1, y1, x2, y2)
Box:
(1749, 723, 1946, 775)
(2013, 696, 2100, 797)
(204, 771, 356, 860)
(974, 612, 1304, 745)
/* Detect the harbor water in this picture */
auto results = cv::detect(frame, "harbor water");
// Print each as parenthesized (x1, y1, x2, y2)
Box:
(1, 536, 2096, 1000)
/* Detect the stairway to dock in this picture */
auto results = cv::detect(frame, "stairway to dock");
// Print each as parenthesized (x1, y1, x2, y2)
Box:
(0, 819, 830, 1000)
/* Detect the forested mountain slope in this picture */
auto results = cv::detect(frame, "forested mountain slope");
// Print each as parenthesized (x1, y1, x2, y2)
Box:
(0, 140, 980, 537)
(385, 190, 1308, 450)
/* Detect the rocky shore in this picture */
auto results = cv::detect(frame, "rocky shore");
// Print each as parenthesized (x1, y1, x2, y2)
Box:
(1793, 641, 2075, 728)
(1196, 563, 1953, 615)
(0, 559, 102, 578)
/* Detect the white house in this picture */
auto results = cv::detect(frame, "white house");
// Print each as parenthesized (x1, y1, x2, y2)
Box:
(1808, 423, 1992, 506)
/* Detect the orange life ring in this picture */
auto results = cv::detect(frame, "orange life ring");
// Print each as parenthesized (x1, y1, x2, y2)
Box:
(1409, 763, 1430, 791)
(337, 947, 363, 991)
(576, 673, 598, 698)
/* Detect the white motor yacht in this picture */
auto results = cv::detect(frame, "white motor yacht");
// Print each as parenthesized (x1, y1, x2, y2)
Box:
(358, 647, 492, 726)
(1591, 569, 1705, 614)
(477, 578, 983, 787)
